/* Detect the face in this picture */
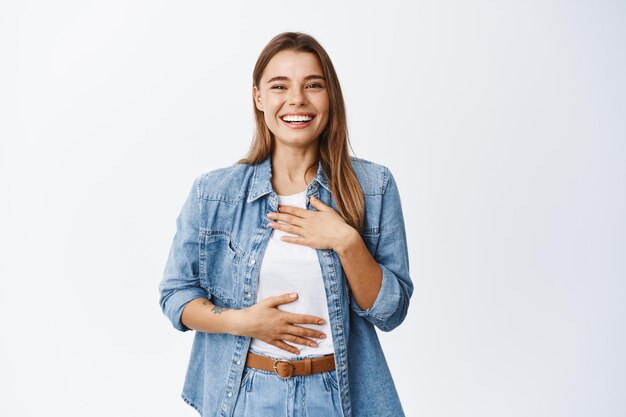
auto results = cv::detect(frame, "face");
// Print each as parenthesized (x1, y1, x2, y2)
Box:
(253, 49, 330, 151)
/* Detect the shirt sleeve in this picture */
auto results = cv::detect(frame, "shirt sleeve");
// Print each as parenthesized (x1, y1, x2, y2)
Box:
(159, 175, 210, 332)
(349, 167, 414, 332)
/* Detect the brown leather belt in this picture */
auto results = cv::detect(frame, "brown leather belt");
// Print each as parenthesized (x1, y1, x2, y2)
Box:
(245, 351, 335, 379)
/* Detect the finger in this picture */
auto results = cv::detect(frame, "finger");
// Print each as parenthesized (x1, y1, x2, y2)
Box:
(283, 329, 319, 348)
(309, 196, 333, 211)
(271, 213, 304, 226)
(270, 222, 304, 237)
(285, 312, 326, 326)
(265, 293, 298, 307)
(286, 324, 326, 341)
(274, 339, 300, 355)
(278, 235, 308, 246)
(278, 204, 312, 218)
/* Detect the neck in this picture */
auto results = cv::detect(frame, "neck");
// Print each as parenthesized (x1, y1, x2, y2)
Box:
(270, 145, 319, 195)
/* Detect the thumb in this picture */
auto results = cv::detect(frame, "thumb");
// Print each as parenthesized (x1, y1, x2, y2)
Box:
(267, 292, 298, 307)
(309, 195, 332, 211)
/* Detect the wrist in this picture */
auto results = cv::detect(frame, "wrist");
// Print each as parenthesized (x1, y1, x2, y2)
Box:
(333, 226, 360, 255)
(228, 308, 246, 336)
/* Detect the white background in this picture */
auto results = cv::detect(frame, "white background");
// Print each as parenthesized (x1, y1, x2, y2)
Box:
(1, 1, 624, 416)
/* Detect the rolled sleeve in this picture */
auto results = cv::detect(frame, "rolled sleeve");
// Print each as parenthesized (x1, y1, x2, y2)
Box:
(159, 175, 210, 332)
(160, 285, 208, 332)
(349, 167, 413, 332)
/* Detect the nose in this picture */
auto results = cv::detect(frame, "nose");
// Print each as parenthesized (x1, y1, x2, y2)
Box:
(288, 87, 307, 106)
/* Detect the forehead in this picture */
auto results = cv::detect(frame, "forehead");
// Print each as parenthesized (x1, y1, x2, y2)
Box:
(262, 50, 323, 81)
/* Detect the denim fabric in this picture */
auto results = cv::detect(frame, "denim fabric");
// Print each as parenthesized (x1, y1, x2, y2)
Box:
(232, 350, 342, 417)
(159, 155, 413, 417)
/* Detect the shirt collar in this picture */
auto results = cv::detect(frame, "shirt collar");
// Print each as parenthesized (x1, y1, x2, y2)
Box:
(247, 155, 331, 202)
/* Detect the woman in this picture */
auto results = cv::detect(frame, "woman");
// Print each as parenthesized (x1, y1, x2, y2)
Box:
(159, 31, 413, 417)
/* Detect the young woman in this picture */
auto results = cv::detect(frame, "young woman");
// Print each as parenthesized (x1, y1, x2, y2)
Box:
(160, 32, 413, 417)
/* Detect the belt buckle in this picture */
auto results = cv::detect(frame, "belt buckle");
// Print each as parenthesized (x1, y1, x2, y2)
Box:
(273, 359, 295, 379)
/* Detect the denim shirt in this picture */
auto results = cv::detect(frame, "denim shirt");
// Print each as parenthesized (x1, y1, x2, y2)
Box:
(159, 155, 413, 417)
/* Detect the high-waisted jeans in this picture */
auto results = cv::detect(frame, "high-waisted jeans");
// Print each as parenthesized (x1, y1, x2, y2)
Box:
(232, 350, 343, 417)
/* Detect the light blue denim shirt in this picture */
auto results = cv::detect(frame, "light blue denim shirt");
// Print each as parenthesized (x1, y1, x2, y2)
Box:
(159, 155, 413, 417)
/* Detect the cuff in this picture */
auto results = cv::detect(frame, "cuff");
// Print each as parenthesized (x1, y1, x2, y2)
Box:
(161, 287, 209, 332)
(350, 264, 402, 331)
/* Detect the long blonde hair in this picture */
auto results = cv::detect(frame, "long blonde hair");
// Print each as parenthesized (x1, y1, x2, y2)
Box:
(237, 32, 365, 233)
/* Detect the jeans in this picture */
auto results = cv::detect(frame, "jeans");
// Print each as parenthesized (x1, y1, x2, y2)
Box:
(232, 350, 343, 417)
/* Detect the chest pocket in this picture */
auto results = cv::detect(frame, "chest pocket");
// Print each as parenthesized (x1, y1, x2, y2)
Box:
(361, 227, 380, 257)
(199, 230, 242, 305)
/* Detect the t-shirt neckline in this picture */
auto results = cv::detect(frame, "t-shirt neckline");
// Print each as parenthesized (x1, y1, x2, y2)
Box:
(276, 189, 307, 198)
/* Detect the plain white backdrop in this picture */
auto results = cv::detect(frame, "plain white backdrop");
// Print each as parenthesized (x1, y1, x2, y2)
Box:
(1, 1, 624, 416)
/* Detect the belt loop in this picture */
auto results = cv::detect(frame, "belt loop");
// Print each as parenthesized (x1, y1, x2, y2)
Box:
(304, 357, 312, 375)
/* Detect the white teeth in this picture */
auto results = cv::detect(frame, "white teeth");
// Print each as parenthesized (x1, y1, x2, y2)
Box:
(282, 115, 313, 122)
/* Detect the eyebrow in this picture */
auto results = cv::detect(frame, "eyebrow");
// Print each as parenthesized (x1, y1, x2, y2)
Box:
(266, 74, 326, 84)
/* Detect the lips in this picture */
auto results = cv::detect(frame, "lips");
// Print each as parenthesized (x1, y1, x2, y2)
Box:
(279, 113, 316, 129)
(280, 113, 315, 122)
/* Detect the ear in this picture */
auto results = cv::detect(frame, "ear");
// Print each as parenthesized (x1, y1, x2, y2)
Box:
(253, 86, 263, 112)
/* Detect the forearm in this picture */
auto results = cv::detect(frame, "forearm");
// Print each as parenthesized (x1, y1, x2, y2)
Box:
(335, 230, 383, 310)
(181, 298, 243, 335)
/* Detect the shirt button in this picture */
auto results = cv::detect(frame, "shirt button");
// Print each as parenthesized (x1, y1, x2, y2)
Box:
(249, 259, 255, 265)
(331, 286, 337, 292)
(226, 392, 232, 398)
(236, 360, 241, 365)
(324, 251, 329, 256)
(244, 292, 251, 298)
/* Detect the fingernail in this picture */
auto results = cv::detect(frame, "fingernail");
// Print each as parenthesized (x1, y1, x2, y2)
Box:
(318, 319, 325, 324)
(290, 293, 297, 299)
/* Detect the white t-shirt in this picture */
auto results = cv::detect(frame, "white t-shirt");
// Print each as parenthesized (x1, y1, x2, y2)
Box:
(249, 189, 335, 358)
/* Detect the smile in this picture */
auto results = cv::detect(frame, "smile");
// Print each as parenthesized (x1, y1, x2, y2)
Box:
(280, 114, 315, 128)
(281, 114, 315, 124)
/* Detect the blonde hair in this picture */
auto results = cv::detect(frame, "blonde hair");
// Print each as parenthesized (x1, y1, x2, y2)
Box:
(237, 32, 365, 233)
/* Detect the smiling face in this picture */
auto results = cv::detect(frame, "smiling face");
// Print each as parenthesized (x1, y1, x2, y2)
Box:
(253, 49, 330, 151)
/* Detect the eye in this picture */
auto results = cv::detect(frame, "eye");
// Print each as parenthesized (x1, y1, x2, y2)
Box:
(270, 85, 286, 90)
(307, 83, 324, 89)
